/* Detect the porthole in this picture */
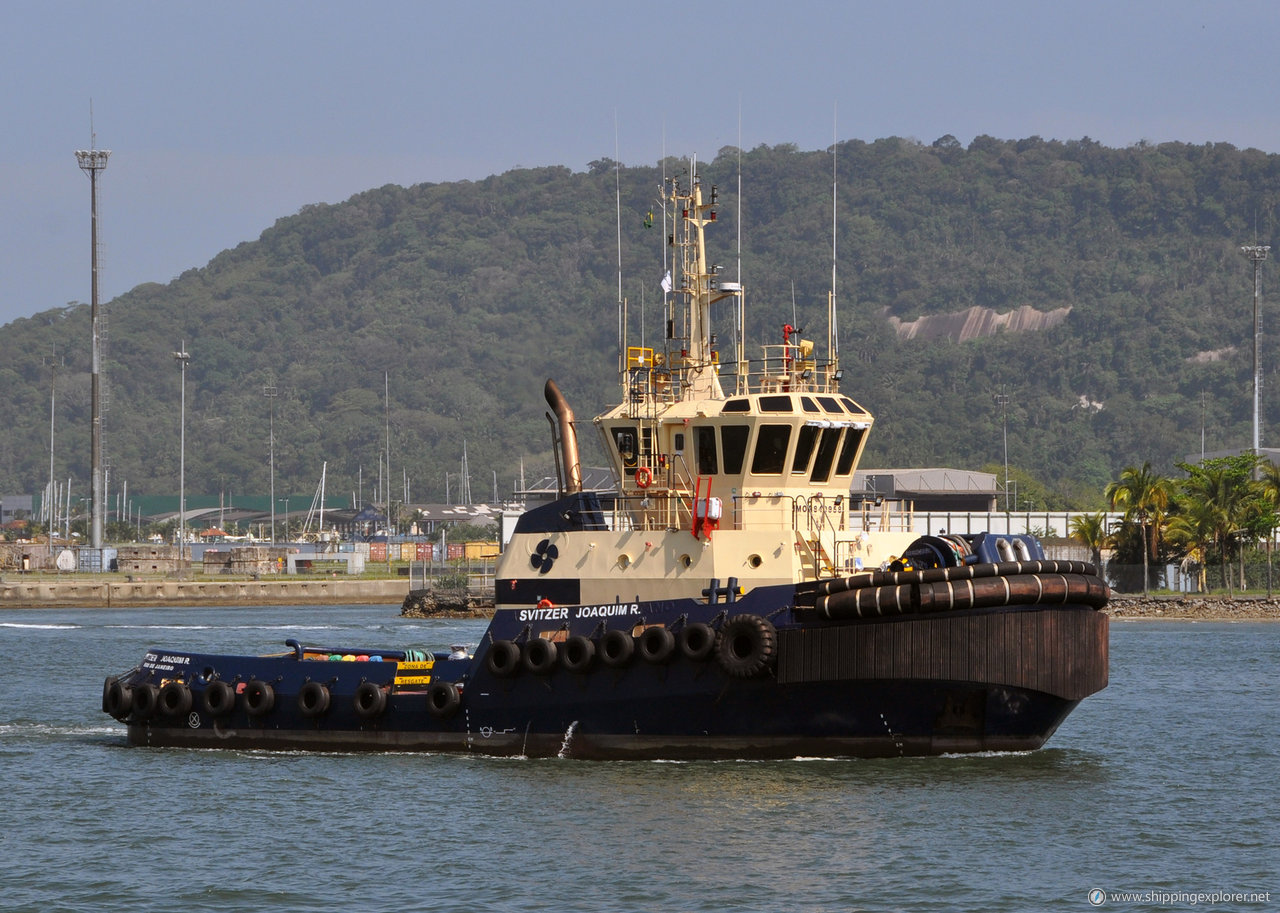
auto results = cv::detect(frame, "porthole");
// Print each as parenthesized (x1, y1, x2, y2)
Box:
(617, 554, 631, 569)
(747, 554, 763, 569)
(679, 554, 692, 569)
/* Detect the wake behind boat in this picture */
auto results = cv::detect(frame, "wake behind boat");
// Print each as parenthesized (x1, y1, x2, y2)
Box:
(101, 160, 1108, 759)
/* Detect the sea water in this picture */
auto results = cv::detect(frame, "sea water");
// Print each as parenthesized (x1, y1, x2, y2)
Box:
(1, 605, 1276, 912)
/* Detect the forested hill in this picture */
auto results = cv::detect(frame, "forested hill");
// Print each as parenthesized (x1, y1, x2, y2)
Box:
(4, 135, 1280, 510)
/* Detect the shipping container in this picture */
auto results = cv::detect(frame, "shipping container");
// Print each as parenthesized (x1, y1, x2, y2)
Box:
(464, 540, 499, 561)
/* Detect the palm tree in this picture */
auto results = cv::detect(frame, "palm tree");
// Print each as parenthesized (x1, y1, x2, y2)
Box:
(1068, 511, 1111, 569)
(1257, 460, 1280, 595)
(1179, 457, 1257, 596)
(1165, 499, 1220, 593)
(1105, 462, 1174, 595)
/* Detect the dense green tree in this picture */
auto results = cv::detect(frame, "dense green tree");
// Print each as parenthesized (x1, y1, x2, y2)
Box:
(1106, 462, 1175, 595)
(2, 138, 1280, 511)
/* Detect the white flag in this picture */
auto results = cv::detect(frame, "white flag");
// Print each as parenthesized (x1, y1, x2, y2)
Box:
(660, 270, 672, 294)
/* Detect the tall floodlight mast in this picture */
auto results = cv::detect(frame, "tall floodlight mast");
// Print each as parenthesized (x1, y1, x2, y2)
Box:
(76, 141, 110, 550)
(263, 385, 279, 544)
(1242, 244, 1270, 474)
(174, 343, 191, 574)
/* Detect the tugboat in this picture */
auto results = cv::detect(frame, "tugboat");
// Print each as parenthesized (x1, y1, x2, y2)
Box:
(101, 165, 1108, 759)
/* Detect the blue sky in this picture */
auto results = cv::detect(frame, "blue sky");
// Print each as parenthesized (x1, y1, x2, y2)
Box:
(3, 0, 1278, 328)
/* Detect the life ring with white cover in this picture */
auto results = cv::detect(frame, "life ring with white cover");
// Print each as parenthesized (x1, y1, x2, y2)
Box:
(635, 467, 653, 489)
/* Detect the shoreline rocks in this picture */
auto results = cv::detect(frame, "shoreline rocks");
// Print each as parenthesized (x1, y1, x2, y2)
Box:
(400, 588, 491, 618)
(1106, 594, 1280, 620)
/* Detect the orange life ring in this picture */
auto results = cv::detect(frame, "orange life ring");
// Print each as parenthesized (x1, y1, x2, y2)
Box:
(635, 467, 653, 489)
(537, 598, 554, 609)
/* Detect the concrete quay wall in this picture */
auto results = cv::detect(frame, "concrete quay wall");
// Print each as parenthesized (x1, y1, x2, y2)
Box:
(0, 578, 410, 609)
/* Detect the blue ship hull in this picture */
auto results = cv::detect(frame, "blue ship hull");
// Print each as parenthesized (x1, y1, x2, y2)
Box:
(103, 566, 1109, 760)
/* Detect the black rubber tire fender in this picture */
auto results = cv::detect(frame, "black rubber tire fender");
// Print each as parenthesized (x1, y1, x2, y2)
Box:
(158, 681, 193, 717)
(202, 680, 236, 717)
(485, 640, 522, 678)
(715, 614, 778, 679)
(243, 680, 276, 716)
(523, 637, 559, 675)
(425, 681, 461, 719)
(297, 681, 331, 718)
(131, 683, 159, 721)
(353, 681, 386, 719)
(560, 635, 596, 673)
(678, 623, 716, 661)
(600, 629, 635, 668)
(103, 679, 133, 718)
(638, 626, 676, 664)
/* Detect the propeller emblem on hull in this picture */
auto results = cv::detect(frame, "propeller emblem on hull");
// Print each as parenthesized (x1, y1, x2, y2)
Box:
(531, 538, 559, 574)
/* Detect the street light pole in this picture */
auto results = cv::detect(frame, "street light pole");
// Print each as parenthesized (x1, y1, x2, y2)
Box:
(995, 385, 1011, 510)
(173, 343, 191, 574)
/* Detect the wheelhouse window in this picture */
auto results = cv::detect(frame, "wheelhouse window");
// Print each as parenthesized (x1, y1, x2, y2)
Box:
(818, 396, 844, 415)
(801, 396, 821, 413)
(721, 425, 749, 474)
(809, 428, 843, 483)
(695, 426, 718, 475)
(835, 428, 865, 476)
(721, 398, 751, 413)
(751, 425, 792, 475)
(791, 425, 819, 474)
(759, 395, 793, 413)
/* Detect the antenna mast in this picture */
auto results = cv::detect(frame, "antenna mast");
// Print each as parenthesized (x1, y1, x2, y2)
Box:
(829, 104, 840, 386)
(76, 112, 110, 551)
